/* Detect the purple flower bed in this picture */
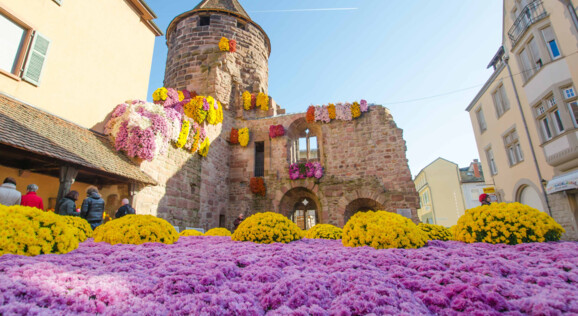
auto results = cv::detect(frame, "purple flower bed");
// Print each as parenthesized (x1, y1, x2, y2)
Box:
(0, 238, 577, 315)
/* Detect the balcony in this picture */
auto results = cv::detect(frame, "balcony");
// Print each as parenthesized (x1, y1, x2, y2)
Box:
(508, 1, 547, 47)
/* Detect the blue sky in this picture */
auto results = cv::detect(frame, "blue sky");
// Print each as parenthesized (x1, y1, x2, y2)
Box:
(145, 0, 503, 177)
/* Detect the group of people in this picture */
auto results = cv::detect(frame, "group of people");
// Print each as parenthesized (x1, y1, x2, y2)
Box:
(0, 177, 135, 230)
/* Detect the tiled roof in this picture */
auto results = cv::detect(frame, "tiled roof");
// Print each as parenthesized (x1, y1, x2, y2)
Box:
(193, 0, 250, 20)
(0, 94, 156, 185)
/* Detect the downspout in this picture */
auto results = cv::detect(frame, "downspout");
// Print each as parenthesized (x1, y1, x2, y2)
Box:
(503, 55, 552, 216)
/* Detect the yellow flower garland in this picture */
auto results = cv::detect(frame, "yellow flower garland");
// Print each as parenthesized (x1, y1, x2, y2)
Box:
(205, 227, 232, 236)
(454, 202, 565, 244)
(219, 37, 230, 51)
(199, 137, 210, 157)
(93, 215, 179, 245)
(342, 211, 428, 249)
(351, 102, 361, 118)
(242, 91, 252, 110)
(238, 127, 250, 147)
(184, 96, 207, 124)
(232, 212, 303, 244)
(177, 90, 185, 102)
(207, 97, 217, 125)
(257, 92, 269, 111)
(216, 101, 224, 124)
(152, 87, 168, 102)
(0, 205, 79, 256)
(175, 120, 190, 149)
(304, 224, 343, 240)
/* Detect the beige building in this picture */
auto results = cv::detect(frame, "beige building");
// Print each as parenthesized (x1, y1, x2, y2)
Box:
(414, 158, 486, 227)
(466, 0, 578, 240)
(0, 1, 161, 211)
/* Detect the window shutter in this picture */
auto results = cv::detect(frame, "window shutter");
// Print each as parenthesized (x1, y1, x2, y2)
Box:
(22, 31, 50, 86)
(541, 27, 555, 42)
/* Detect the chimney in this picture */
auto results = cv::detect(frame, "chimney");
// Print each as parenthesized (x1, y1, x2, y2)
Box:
(473, 159, 480, 178)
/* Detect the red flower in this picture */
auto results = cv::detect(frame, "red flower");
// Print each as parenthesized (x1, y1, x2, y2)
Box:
(229, 39, 237, 53)
(251, 94, 257, 109)
(269, 125, 285, 138)
(230, 128, 239, 144)
(250, 177, 266, 196)
(306, 106, 315, 123)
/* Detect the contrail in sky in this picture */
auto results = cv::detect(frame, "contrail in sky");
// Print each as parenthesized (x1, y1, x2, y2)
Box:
(251, 8, 358, 13)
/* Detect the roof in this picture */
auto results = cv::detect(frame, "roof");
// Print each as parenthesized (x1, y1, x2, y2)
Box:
(459, 165, 485, 183)
(127, 0, 163, 36)
(194, 0, 250, 20)
(0, 94, 157, 185)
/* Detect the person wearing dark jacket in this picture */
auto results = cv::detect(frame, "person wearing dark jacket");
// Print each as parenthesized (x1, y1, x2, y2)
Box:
(233, 213, 244, 231)
(81, 187, 105, 230)
(58, 190, 79, 216)
(115, 198, 135, 218)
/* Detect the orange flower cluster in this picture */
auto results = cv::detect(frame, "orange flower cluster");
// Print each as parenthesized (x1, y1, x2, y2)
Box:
(306, 106, 315, 123)
(328, 104, 336, 120)
(250, 177, 266, 196)
(230, 128, 239, 144)
(351, 102, 361, 118)
(229, 39, 237, 53)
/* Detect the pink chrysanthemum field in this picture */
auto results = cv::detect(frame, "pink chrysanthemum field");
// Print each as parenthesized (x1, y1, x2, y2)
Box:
(1, 237, 577, 315)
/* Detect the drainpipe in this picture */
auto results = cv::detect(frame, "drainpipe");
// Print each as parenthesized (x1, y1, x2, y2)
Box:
(503, 56, 552, 216)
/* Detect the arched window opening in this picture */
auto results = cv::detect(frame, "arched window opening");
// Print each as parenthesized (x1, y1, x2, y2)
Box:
(293, 128, 318, 164)
(290, 198, 318, 230)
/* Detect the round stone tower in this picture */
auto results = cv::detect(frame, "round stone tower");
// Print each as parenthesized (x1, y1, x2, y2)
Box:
(164, 0, 271, 109)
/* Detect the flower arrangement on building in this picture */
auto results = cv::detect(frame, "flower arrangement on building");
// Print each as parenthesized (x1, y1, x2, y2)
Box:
(199, 137, 210, 157)
(417, 223, 452, 241)
(304, 224, 343, 240)
(93, 215, 179, 245)
(205, 228, 232, 237)
(269, 124, 285, 138)
(229, 39, 237, 53)
(289, 161, 323, 180)
(0, 205, 79, 256)
(328, 103, 336, 120)
(175, 120, 190, 149)
(179, 229, 203, 237)
(230, 128, 239, 144)
(314, 106, 330, 123)
(351, 102, 361, 119)
(238, 128, 250, 147)
(342, 211, 428, 249)
(453, 202, 565, 244)
(250, 177, 266, 196)
(242, 91, 252, 110)
(232, 212, 303, 244)
(306, 106, 315, 123)
(257, 92, 269, 111)
(219, 37, 229, 51)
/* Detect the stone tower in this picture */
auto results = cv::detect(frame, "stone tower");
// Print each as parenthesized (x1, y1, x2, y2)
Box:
(164, 0, 271, 110)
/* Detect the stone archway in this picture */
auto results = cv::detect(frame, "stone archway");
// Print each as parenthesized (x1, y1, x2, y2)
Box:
(279, 187, 321, 230)
(344, 198, 385, 224)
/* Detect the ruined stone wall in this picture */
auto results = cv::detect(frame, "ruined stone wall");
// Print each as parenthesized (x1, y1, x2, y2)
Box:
(226, 106, 420, 229)
(164, 13, 269, 111)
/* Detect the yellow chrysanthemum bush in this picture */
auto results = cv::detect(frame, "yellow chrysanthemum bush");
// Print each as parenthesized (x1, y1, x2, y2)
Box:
(180, 229, 204, 237)
(62, 216, 93, 242)
(0, 205, 79, 256)
(232, 212, 303, 244)
(304, 224, 343, 240)
(205, 227, 232, 236)
(417, 223, 452, 241)
(454, 202, 565, 245)
(342, 211, 428, 249)
(93, 215, 179, 245)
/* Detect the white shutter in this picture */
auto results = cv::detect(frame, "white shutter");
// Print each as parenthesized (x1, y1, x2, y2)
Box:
(22, 31, 50, 86)
(541, 26, 555, 43)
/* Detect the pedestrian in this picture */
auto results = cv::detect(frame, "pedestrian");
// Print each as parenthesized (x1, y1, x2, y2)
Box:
(20, 184, 44, 210)
(115, 198, 136, 219)
(80, 187, 105, 230)
(233, 213, 244, 231)
(0, 177, 21, 206)
(58, 190, 80, 216)
(479, 193, 492, 206)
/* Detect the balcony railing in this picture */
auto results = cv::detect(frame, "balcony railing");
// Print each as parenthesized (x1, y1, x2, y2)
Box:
(508, 1, 547, 47)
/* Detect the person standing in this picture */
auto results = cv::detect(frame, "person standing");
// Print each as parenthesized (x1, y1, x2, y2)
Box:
(80, 187, 105, 230)
(20, 184, 44, 210)
(479, 193, 492, 206)
(233, 213, 244, 231)
(0, 177, 21, 206)
(115, 198, 135, 218)
(58, 190, 79, 216)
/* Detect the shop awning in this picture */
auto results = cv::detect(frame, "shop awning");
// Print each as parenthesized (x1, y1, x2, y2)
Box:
(546, 170, 578, 194)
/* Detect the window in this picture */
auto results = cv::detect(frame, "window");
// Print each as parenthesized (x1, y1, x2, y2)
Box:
(528, 38, 542, 70)
(504, 130, 523, 166)
(0, 10, 49, 85)
(492, 85, 510, 117)
(476, 107, 487, 132)
(518, 48, 534, 81)
(568, 102, 578, 128)
(540, 116, 553, 140)
(254, 142, 264, 177)
(536, 93, 567, 141)
(486, 148, 498, 175)
(293, 128, 319, 163)
(552, 109, 565, 134)
(563, 87, 576, 99)
(541, 26, 560, 60)
(199, 16, 210, 26)
(237, 20, 246, 30)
